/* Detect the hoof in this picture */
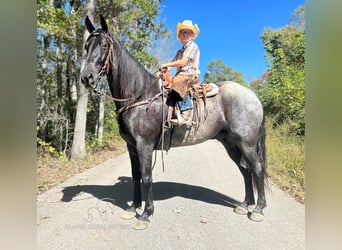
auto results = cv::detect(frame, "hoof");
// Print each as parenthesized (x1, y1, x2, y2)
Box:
(248, 212, 265, 222)
(132, 220, 149, 230)
(121, 208, 136, 220)
(234, 205, 249, 215)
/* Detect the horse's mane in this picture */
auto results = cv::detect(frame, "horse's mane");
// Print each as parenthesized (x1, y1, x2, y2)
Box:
(110, 35, 157, 100)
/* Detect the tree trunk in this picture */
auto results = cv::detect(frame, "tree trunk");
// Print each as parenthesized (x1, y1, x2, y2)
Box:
(70, 0, 94, 159)
(70, 82, 88, 159)
(70, 47, 78, 102)
(56, 39, 63, 99)
(69, 0, 77, 101)
(97, 95, 105, 143)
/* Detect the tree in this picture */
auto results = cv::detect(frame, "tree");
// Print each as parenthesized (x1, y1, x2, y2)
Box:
(289, 5, 305, 32)
(37, 0, 77, 150)
(70, 0, 93, 159)
(256, 5, 305, 135)
(261, 26, 304, 70)
(203, 59, 247, 86)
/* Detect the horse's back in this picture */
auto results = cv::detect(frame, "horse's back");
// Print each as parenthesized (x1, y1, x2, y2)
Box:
(216, 81, 260, 102)
(215, 81, 264, 138)
(216, 81, 263, 113)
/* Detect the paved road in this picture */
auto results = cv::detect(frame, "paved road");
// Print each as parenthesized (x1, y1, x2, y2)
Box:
(37, 140, 305, 249)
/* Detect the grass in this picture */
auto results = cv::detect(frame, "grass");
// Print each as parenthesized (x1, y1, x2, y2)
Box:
(265, 117, 305, 203)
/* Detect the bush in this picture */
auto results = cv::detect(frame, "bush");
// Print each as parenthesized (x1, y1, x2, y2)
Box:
(257, 26, 305, 135)
(258, 61, 305, 135)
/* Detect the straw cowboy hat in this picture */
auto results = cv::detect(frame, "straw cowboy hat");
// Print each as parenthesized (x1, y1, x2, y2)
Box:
(176, 20, 200, 41)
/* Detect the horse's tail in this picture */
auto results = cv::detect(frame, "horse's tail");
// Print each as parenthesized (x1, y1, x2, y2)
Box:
(257, 114, 268, 186)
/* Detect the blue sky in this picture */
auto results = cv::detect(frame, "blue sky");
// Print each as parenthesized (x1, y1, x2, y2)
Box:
(158, 0, 304, 83)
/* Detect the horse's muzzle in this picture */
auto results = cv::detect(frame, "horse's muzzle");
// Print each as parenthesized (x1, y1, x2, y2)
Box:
(81, 72, 96, 88)
(81, 64, 99, 89)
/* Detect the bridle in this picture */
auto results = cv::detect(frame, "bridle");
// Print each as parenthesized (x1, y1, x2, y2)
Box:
(85, 30, 165, 116)
(85, 30, 135, 102)
(86, 30, 115, 78)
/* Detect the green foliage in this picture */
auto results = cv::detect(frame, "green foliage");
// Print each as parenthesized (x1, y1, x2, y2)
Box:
(37, 137, 68, 161)
(261, 26, 305, 70)
(203, 59, 247, 86)
(103, 102, 121, 140)
(85, 96, 123, 153)
(257, 23, 305, 135)
(37, 1, 82, 44)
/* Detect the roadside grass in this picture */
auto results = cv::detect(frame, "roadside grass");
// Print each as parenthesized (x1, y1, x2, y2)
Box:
(265, 117, 305, 203)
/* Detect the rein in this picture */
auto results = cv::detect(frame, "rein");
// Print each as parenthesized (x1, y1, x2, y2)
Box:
(92, 76, 163, 116)
(115, 91, 163, 116)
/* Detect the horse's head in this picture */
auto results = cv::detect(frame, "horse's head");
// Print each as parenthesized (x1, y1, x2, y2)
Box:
(81, 15, 114, 90)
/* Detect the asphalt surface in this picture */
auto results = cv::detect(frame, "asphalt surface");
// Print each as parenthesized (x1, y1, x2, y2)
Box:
(37, 140, 305, 249)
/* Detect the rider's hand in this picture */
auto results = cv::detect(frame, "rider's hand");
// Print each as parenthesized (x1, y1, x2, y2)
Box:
(159, 65, 168, 72)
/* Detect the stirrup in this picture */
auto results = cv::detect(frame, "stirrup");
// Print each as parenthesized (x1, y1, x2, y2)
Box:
(170, 119, 187, 126)
(170, 115, 187, 126)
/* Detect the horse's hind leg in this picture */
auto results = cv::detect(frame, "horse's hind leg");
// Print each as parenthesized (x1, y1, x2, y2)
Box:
(234, 165, 256, 215)
(240, 143, 267, 222)
(218, 139, 256, 215)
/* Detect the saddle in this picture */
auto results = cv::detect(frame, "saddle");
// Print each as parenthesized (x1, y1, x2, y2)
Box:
(161, 69, 219, 128)
(161, 68, 218, 99)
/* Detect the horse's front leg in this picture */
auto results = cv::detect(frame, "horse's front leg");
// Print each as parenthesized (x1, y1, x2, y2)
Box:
(133, 143, 154, 230)
(138, 147, 154, 219)
(121, 143, 142, 220)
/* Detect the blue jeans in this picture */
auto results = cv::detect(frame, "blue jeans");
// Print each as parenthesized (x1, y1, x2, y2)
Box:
(177, 93, 193, 111)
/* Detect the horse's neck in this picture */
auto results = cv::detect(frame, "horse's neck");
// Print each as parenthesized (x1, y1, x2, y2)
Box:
(110, 40, 159, 101)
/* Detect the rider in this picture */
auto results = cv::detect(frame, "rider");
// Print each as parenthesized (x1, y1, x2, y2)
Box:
(160, 20, 200, 126)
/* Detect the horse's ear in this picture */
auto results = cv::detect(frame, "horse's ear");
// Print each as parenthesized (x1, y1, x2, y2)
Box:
(100, 15, 108, 33)
(85, 16, 95, 33)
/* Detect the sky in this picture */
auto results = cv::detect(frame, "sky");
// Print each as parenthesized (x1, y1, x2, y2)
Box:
(158, 0, 304, 83)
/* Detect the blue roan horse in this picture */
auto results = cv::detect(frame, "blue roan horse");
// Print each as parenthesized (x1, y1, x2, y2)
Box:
(81, 15, 267, 230)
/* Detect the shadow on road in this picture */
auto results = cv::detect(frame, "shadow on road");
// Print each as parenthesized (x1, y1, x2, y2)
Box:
(61, 176, 240, 210)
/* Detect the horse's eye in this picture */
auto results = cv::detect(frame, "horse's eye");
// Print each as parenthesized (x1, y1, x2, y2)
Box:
(102, 43, 108, 50)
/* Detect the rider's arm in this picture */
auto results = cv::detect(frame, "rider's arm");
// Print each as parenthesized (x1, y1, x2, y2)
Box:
(161, 56, 190, 69)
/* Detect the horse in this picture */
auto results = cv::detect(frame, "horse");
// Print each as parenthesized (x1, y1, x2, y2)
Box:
(81, 15, 267, 230)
